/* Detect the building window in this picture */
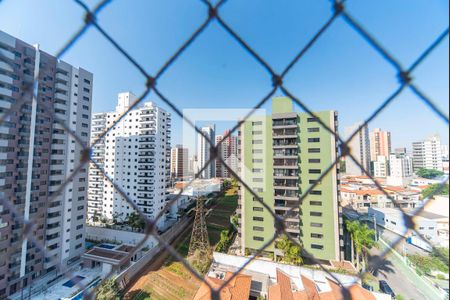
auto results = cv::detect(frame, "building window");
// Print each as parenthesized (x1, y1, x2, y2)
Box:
(310, 190, 322, 195)
(253, 226, 264, 232)
(307, 117, 319, 122)
(308, 138, 320, 143)
(311, 233, 323, 239)
(311, 222, 323, 228)
(309, 158, 321, 163)
(309, 169, 321, 174)
(253, 236, 264, 241)
(253, 217, 264, 222)
(253, 178, 263, 182)
(308, 148, 320, 153)
(310, 201, 322, 206)
(311, 244, 324, 249)
(310, 212, 323, 217)
(253, 207, 263, 212)
(308, 127, 320, 133)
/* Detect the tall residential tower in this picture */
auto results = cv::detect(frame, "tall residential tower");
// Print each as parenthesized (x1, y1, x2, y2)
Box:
(87, 92, 171, 229)
(412, 135, 443, 172)
(0, 30, 92, 297)
(344, 122, 371, 176)
(238, 97, 342, 262)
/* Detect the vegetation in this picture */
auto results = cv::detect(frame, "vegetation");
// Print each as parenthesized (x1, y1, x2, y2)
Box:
(188, 250, 212, 274)
(125, 212, 146, 231)
(345, 220, 376, 271)
(96, 279, 121, 300)
(408, 248, 449, 275)
(215, 229, 233, 253)
(275, 235, 303, 265)
(421, 183, 449, 198)
(416, 168, 444, 179)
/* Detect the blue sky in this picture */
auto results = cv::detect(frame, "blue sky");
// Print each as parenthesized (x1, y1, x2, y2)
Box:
(1, 0, 448, 151)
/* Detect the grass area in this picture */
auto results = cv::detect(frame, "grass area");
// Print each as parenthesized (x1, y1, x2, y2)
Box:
(128, 189, 238, 300)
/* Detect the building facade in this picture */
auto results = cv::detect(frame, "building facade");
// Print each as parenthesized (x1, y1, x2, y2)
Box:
(386, 152, 413, 186)
(87, 92, 171, 229)
(412, 135, 443, 172)
(344, 122, 371, 176)
(196, 125, 215, 179)
(0, 30, 92, 297)
(238, 97, 342, 261)
(215, 130, 238, 178)
(369, 128, 391, 162)
(170, 145, 188, 180)
(372, 155, 389, 178)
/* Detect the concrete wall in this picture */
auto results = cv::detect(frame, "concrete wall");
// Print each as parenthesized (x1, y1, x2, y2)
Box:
(85, 226, 158, 248)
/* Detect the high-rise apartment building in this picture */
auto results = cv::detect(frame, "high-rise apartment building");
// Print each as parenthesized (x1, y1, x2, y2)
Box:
(369, 128, 391, 161)
(372, 156, 389, 178)
(344, 122, 371, 176)
(386, 152, 413, 186)
(238, 97, 342, 261)
(412, 135, 443, 172)
(0, 30, 92, 297)
(215, 130, 238, 178)
(87, 92, 171, 229)
(196, 125, 215, 179)
(170, 145, 188, 180)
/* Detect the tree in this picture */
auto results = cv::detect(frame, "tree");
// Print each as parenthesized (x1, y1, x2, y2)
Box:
(215, 229, 231, 253)
(96, 279, 121, 300)
(421, 183, 449, 199)
(275, 235, 303, 265)
(345, 220, 375, 271)
(416, 168, 444, 179)
(126, 212, 146, 231)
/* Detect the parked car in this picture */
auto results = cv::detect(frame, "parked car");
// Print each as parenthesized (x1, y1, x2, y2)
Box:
(379, 280, 395, 298)
(362, 283, 374, 291)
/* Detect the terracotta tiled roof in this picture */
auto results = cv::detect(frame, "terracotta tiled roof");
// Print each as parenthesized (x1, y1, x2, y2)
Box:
(327, 279, 376, 300)
(193, 272, 252, 300)
(354, 190, 384, 196)
(383, 186, 406, 192)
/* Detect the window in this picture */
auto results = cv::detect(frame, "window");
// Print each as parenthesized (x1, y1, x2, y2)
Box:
(252, 131, 263, 135)
(253, 178, 263, 182)
(253, 207, 263, 212)
(308, 127, 320, 133)
(310, 190, 322, 195)
(310, 211, 322, 217)
(308, 148, 320, 153)
(252, 168, 262, 173)
(252, 140, 263, 145)
(252, 149, 263, 154)
(252, 159, 263, 163)
(311, 233, 323, 239)
(252, 121, 263, 126)
(307, 117, 319, 122)
(308, 138, 320, 143)
(311, 222, 323, 228)
(311, 244, 324, 249)
(253, 216, 264, 222)
(309, 158, 321, 163)
(253, 226, 264, 231)
(253, 236, 264, 241)
(310, 201, 322, 206)
(309, 169, 321, 174)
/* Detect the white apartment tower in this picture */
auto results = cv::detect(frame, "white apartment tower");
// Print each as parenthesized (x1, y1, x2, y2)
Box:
(372, 155, 389, 178)
(412, 135, 443, 172)
(344, 122, 371, 176)
(386, 152, 413, 186)
(0, 30, 92, 296)
(87, 92, 171, 229)
(196, 125, 215, 179)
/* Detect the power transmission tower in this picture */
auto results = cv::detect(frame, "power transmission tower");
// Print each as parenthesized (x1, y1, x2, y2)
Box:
(188, 196, 210, 257)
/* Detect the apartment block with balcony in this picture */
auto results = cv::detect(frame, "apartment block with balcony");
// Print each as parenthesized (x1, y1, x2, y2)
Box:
(0, 30, 92, 297)
(87, 92, 171, 229)
(238, 97, 342, 262)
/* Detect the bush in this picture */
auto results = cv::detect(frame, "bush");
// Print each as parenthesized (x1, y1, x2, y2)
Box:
(96, 279, 121, 300)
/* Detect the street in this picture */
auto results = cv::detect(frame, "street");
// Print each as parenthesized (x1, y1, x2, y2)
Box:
(369, 240, 444, 300)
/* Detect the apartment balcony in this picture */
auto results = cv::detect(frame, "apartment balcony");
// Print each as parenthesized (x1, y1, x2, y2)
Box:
(55, 82, 68, 90)
(273, 134, 298, 139)
(55, 92, 68, 101)
(285, 225, 300, 233)
(272, 124, 297, 129)
(137, 187, 154, 192)
(138, 158, 155, 164)
(272, 143, 298, 149)
(0, 61, 14, 73)
(137, 173, 154, 178)
(273, 164, 298, 170)
(0, 73, 13, 85)
(274, 193, 299, 201)
(56, 72, 69, 81)
(273, 185, 298, 191)
(138, 151, 155, 157)
(138, 166, 155, 171)
(139, 137, 156, 143)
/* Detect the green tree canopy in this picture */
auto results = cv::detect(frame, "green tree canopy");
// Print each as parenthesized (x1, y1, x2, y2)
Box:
(421, 183, 449, 198)
(416, 168, 444, 179)
(96, 279, 121, 300)
(345, 220, 376, 271)
(275, 235, 303, 265)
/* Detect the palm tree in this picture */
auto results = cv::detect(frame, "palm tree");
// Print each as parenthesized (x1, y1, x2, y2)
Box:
(345, 220, 375, 271)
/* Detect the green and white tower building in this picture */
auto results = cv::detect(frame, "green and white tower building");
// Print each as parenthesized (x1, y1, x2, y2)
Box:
(238, 97, 343, 262)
